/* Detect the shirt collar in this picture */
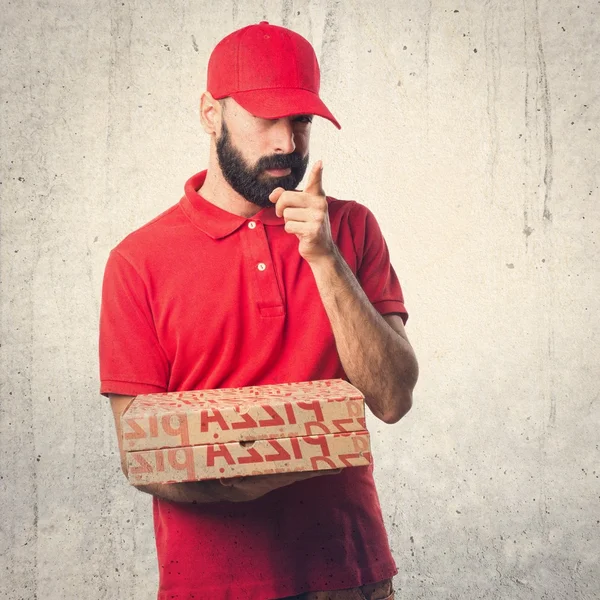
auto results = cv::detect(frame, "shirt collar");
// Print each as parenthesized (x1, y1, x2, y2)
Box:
(180, 170, 285, 240)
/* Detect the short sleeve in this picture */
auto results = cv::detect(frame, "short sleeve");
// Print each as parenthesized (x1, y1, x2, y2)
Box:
(350, 203, 408, 323)
(99, 249, 170, 396)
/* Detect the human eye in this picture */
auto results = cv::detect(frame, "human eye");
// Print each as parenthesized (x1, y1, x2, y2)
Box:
(293, 115, 313, 124)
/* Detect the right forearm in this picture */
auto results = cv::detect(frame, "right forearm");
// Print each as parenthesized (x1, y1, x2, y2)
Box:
(131, 469, 337, 504)
(112, 392, 338, 505)
(111, 392, 242, 504)
(134, 480, 234, 503)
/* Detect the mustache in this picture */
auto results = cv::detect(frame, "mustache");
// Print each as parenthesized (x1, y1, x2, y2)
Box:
(255, 152, 306, 172)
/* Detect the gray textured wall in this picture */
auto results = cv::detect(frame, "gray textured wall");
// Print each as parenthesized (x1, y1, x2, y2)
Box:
(1, 1, 598, 598)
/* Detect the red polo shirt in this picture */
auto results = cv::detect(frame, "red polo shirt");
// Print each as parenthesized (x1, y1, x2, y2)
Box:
(99, 171, 408, 600)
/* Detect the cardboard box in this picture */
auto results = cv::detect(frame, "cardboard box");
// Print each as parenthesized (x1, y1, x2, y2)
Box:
(121, 379, 367, 452)
(126, 430, 372, 485)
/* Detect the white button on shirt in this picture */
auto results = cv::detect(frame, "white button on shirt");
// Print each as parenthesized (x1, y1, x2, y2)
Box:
(248, 221, 257, 229)
(257, 263, 266, 271)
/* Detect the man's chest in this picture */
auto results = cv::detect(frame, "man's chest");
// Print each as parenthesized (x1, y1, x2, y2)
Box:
(147, 227, 356, 364)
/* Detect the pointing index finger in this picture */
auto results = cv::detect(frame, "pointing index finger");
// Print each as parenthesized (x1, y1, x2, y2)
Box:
(305, 160, 324, 196)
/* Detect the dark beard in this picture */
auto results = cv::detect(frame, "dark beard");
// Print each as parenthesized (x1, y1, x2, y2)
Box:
(216, 120, 309, 208)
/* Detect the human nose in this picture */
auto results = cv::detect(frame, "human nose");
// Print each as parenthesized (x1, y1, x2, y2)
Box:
(271, 118, 296, 154)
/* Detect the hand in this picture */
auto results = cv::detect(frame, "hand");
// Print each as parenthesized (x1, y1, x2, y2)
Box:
(269, 160, 335, 263)
(217, 468, 343, 503)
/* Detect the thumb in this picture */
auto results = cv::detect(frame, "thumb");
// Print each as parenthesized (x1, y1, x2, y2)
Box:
(304, 160, 325, 196)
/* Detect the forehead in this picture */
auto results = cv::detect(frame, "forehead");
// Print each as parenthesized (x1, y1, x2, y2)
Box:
(220, 98, 312, 122)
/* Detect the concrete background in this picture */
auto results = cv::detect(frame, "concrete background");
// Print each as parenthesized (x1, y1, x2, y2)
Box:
(1, 0, 598, 598)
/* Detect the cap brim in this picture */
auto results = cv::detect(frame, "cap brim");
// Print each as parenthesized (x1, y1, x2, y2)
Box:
(228, 88, 341, 129)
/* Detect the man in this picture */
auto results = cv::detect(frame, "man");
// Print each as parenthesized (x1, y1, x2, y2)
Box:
(100, 21, 418, 600)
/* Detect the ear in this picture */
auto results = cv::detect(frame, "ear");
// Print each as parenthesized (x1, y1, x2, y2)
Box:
(200, 91, 222, 135)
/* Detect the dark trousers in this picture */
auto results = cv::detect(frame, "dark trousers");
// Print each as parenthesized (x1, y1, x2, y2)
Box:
(279, 578, 394, 600)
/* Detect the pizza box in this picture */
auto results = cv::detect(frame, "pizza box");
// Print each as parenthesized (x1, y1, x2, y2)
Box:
(126, 429, 371, 485)
(121, 379, 367, 452)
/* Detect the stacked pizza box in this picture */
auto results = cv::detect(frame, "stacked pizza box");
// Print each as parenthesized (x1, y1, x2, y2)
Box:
(121, 379, 372, 485)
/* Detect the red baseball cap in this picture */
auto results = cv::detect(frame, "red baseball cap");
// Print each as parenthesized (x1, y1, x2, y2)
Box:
(207, 21, 341, 129)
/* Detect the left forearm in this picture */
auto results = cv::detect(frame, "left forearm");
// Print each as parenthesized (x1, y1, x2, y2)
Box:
(309, 248, 418, 423)
(270, 161, 418, 422)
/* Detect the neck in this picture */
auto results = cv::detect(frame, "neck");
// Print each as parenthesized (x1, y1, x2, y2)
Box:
(199, 150, 264, 218)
